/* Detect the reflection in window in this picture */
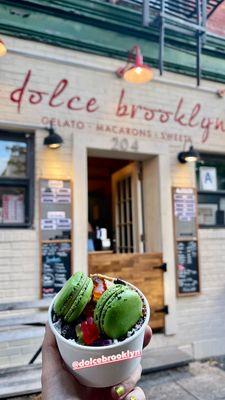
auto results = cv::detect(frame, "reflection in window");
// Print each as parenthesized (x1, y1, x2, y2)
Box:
(0, 140, 27, 178)
(0, 132, 34, 227)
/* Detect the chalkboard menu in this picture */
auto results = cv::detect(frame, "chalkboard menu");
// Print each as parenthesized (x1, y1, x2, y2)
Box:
(39, 179, 73, 298)
(42, 242, 71, 298)
(172, 187, 200, 296)
(176, 241, 199, 294)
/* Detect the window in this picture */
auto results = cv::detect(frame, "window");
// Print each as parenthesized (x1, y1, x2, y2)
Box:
(196, 153, 225, 228)
(0, 131, 34, 227)
(116, 176, 134, 253)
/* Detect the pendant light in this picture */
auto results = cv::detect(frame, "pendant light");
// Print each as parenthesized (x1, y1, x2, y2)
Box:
(43, 124, 63, 149)
(178, 146, 200, 164)
(0, 40, 7, 57)
(116, 45, 153, 84)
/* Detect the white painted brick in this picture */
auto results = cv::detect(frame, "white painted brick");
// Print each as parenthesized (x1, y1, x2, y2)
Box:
(0, 34, 225, 366)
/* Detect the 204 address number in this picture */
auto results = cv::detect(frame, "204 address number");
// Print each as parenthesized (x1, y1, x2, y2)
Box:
(111, 137, 139, 152)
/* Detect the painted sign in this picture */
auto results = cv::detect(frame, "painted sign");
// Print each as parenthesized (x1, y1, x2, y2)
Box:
(8, 69, 225, 144)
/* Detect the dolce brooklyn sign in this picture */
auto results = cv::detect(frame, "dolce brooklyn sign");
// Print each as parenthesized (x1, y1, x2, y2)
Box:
(8, 69, 225, 144)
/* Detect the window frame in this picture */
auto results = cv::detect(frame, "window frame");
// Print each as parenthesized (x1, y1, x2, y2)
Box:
(196, 153, 225, 229)
(0, 131, 34, 228)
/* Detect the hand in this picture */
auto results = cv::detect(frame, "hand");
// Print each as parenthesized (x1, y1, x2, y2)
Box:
(42, 323, 152, 400)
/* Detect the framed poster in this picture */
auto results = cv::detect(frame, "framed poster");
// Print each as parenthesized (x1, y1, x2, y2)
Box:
(172, 187, 197, 239)
(172, 187, 200, 296)
(39, 178, 73, 298)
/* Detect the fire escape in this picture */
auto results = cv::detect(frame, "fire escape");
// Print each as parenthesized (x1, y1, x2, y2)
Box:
(107, 0, 224, 85)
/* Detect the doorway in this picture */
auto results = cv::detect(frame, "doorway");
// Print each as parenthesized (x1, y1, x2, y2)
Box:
(88, 155, 166, 332)
(88, 157, 144, 254)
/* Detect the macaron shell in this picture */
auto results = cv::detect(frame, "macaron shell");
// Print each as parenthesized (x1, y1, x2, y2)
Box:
(99, 288, 126, 333)
(53, 272, 85, 316)
(64, 277, 93, 323)
(101, 289, 143, 339)
(94, 284, 125, 328)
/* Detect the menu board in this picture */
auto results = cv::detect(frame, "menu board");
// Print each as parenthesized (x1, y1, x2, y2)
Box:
(173, 187, 200, 296)
(173, 188, 197, 239)
(176, 241, 200, 294)
(42, 241, 71, 298)
(39, 179, 73, 298)
(40, 179, 72, 241)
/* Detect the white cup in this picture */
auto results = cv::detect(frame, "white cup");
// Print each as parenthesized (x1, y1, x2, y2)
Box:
(48, 281, 150, 387)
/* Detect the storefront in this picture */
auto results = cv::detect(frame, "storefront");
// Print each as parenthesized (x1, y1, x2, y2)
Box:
(0, 29, 225, 364)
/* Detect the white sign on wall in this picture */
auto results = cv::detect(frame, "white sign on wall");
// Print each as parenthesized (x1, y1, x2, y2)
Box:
(199, 167, 217, 191)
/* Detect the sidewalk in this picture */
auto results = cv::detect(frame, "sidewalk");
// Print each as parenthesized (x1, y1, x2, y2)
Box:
(9, 360, 225, 400)
(140, 361, 225, 400)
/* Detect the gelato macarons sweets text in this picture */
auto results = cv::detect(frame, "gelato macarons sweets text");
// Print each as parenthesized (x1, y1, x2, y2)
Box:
(52, 272, 146, 346)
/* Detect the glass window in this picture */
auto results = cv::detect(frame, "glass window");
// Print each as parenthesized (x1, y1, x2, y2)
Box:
(196, 154, 225, 228)
(0, 140, 27, 178)
(0, 132, 34, 228)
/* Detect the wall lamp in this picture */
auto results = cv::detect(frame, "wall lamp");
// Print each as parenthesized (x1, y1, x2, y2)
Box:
(43, 124, 63, 149)
(0, 39, 7, 57)
(116, 45, 153, 84)
(178, 146, 200, 164)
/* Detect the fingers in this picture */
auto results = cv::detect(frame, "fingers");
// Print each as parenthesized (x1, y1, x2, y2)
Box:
(124, 386, 146, 400)
(111, 364, 142, 399)
(42, 322, 62, 371)
(110, 326, 152, 399)
(143, 325, 152, 349)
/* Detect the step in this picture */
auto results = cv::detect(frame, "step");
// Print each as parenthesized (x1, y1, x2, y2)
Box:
(141, 346, 193, 374)
(0, 364, 41, 399)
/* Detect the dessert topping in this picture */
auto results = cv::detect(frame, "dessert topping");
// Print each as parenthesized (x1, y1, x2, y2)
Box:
(80, 317, 100, 345)
(92, 276, 107, 301)
(75, 323, 84, 344)
(82, 301, 95, 317)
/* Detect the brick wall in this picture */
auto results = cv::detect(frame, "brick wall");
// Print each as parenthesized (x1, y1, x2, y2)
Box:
(0, 34, 225, 365)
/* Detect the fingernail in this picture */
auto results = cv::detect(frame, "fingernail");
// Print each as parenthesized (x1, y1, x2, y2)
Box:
(130, 397, 137, 400)
(115, 385, 125, 397)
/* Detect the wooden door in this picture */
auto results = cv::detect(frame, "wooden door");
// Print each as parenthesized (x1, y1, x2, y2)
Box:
(112, 162, 144, 253)
(89, 252, 166, 331)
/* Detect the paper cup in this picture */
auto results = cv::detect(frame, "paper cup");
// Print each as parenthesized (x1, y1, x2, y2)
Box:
(48, 280, 150, 387)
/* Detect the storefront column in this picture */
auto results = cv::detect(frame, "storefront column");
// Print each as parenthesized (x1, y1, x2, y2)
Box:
(158, 153, 177, 335)
(143, 153, 177, 335)
(73, 135, 88, 275)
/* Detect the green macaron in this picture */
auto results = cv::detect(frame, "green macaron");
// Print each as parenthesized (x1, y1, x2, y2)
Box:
(94, 284, 143, 339)
(53, 271, 93, 323)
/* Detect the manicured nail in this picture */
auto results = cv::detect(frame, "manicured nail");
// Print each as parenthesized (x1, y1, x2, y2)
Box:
(115, 385, 125, 397)
(130, 396, 137, 400)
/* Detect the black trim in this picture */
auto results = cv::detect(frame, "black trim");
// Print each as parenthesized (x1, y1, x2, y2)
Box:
(0, 131, 35, 228)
